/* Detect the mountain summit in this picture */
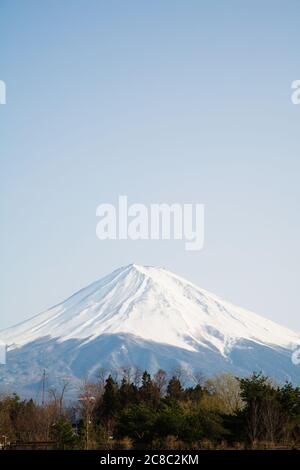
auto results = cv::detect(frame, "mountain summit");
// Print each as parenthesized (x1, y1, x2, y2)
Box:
(1, 264, 299, 395)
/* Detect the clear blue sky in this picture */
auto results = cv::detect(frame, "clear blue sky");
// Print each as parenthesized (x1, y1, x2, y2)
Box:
(0, 0, 299, 331)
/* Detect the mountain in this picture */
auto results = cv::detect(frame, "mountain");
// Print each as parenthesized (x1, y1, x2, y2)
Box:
(0, 264, 299, 396)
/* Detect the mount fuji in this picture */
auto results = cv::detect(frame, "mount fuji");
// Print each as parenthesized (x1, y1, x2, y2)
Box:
(0, 264, 299, 396)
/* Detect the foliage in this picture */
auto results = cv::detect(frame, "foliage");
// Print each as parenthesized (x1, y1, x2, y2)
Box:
(1, 370, 300, 449)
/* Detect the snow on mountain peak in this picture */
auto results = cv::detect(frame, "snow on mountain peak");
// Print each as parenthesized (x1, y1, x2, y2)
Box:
(1, 264, 299, 358)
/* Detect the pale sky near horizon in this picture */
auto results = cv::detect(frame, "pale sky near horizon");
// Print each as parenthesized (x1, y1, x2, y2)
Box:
(0, 0, 300, 332)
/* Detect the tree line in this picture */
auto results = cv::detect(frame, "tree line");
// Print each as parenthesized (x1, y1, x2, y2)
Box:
(0, 370, 300, 449)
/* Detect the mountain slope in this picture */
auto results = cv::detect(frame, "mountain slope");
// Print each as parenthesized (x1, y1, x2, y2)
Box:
(0, 264, 299, 395)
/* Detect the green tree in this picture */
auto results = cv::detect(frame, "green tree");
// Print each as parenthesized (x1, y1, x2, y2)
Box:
(116, 403, 157, 444)
(155, 401, 183, 438)
(50, 419, 77, 449)
(167, 376, 184, 401)
(239, 373, 278, 446)
(119, 377, 138, 407)
(101, 375, 120, 419)
(139, 371, 160, 406)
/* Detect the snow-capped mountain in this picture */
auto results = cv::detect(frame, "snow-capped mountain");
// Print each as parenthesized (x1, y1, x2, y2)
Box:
(0, 264, 299, 395)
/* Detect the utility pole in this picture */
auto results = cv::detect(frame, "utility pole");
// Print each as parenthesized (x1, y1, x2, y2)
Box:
(86, 406, 89, 451)
(42, 369, 46, 406)
(78, 389, 95, 450)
